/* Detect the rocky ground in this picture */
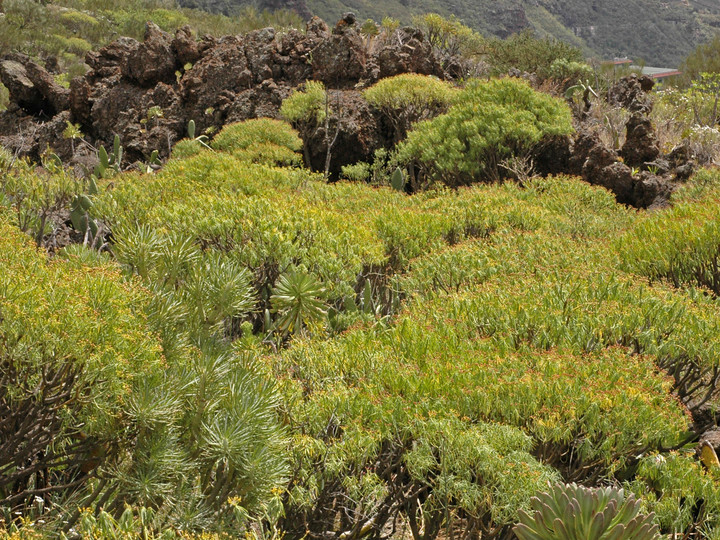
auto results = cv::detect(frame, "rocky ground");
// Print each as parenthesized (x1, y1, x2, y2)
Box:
(0, 16, 697, 207)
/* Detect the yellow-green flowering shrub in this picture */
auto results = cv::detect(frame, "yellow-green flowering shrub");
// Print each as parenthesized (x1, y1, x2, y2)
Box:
(363, 73, 457, 141)
(211, 118, 302, 166)
(396, 77, 573, 185)
(617, 168, 720, 294)
(0, 214, 165, 508)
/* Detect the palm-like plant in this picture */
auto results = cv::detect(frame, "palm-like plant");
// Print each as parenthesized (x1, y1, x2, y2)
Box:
(514, 482, 660, 540)
(270, 272, 327, 335)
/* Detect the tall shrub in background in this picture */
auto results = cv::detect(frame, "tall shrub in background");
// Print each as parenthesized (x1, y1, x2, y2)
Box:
(396, 77, 573, 186)
(485, 30, 585, 80)
(680, 34, 720, 87)
(413, 13, 485, 58)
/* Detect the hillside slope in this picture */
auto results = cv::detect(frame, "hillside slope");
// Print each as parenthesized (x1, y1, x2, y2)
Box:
(177, 0, 720, 66)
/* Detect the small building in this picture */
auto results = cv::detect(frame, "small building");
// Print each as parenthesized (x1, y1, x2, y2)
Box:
(636, 66, 682, 81)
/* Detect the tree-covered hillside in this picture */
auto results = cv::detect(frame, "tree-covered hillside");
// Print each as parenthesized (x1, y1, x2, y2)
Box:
(176, 0, 720, 66)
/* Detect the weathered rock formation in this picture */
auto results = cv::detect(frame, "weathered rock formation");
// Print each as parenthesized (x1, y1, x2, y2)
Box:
(0, 17, 445, 175)
(0, 23, 699, 204)
(562, 74, 692, 208)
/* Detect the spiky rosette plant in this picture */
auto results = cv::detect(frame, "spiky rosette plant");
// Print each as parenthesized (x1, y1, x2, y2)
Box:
(270, 272, 327, 335)
(513, 483, 660, 540)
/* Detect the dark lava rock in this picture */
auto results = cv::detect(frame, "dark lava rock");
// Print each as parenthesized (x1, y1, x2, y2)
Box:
(621, 111, 659, 166)
(122, 22, 177, 87)
(0, 53, 68, 116)
(607, 73, 655, 113)
(312, 29, 367, 87)
(369, 27, 444, 82)
(172, 25, 201, 65)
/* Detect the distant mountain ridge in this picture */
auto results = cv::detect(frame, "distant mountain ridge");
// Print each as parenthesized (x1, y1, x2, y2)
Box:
(177, 0, 720, 66)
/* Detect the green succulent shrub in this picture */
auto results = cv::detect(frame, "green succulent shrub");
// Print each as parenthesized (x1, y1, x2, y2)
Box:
(0, 215, 166, 512)
(12, 112, 720, 537)
(363, 73, 457, 142)
(617, 168, 720, 295)
(0, 155, 84, 246)
(279, 81, 327, 126)
(514, 482, 660, 539)
(626, 451, 720, 535)
(211, 118, 302, 166)
(549, 57, 594, 89)
(280, 80, 328, 166)
(171, 138, 207, 160)
(412, 13, 485, 58)
(396, 77, 573, 186)
(340, 160, 371, 182)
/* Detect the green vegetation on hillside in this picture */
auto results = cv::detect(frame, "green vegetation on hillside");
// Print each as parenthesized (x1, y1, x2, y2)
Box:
(395, 78, 573, 185)
(170, 0, 720, 66)
(0, 0, 302, 87)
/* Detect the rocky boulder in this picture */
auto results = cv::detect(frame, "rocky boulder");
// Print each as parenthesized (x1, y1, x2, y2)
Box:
(0, 54, 69, 116)
(607, 73, 655, 113)
(621, 111, 660, 166)
(122, 22, 177, 87)
(85, 37, 139, 81)
(369, 28, 444, 82)
(311, 28, 367, 87)
(303, 90, 384, 178)
(172, 25, 201, 65)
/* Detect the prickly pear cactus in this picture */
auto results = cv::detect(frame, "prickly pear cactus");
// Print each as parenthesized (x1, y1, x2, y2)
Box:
(391, 167, 405, 192)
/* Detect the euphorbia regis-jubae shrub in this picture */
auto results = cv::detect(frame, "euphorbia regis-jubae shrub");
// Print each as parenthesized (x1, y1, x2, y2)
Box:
(396, 77, 573, 186)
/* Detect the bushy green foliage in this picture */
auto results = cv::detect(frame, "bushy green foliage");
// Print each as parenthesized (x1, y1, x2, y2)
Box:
(280, 81, 328, 167)
(514, 483, 659, 539)
(485, 30, 585, 79)
(549, 57, 593, 86)
(626, 452, 720, 536)
(617, 168, 720, 294)
(412, 13, 485, 57)
(0, 156, 86, 246)
(9, 103, 720, 537)
(0, 214, 166, 506)
(280, 81, 327, 127)
(171, 138, 206, 160)
(211, 118, 302, 166)
(680, 34, 720, 86)
(340, 160, 371, 182)
(212, 118, 301, 151)
(363, 73, 457, 141)
(396, 78, 573, 185)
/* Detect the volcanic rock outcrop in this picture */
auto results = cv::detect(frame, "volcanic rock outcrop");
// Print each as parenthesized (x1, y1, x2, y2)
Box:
(0, 23, 700, 204)
(0, 18, 445, 175)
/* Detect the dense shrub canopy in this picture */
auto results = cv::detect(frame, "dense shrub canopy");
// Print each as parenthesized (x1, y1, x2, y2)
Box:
(211, 118, 303, 166)
(5, 140, 720, 536)
(485, 30, 585, 79)
(363, 73, 457, 141)
(396, 77, 573, 185)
